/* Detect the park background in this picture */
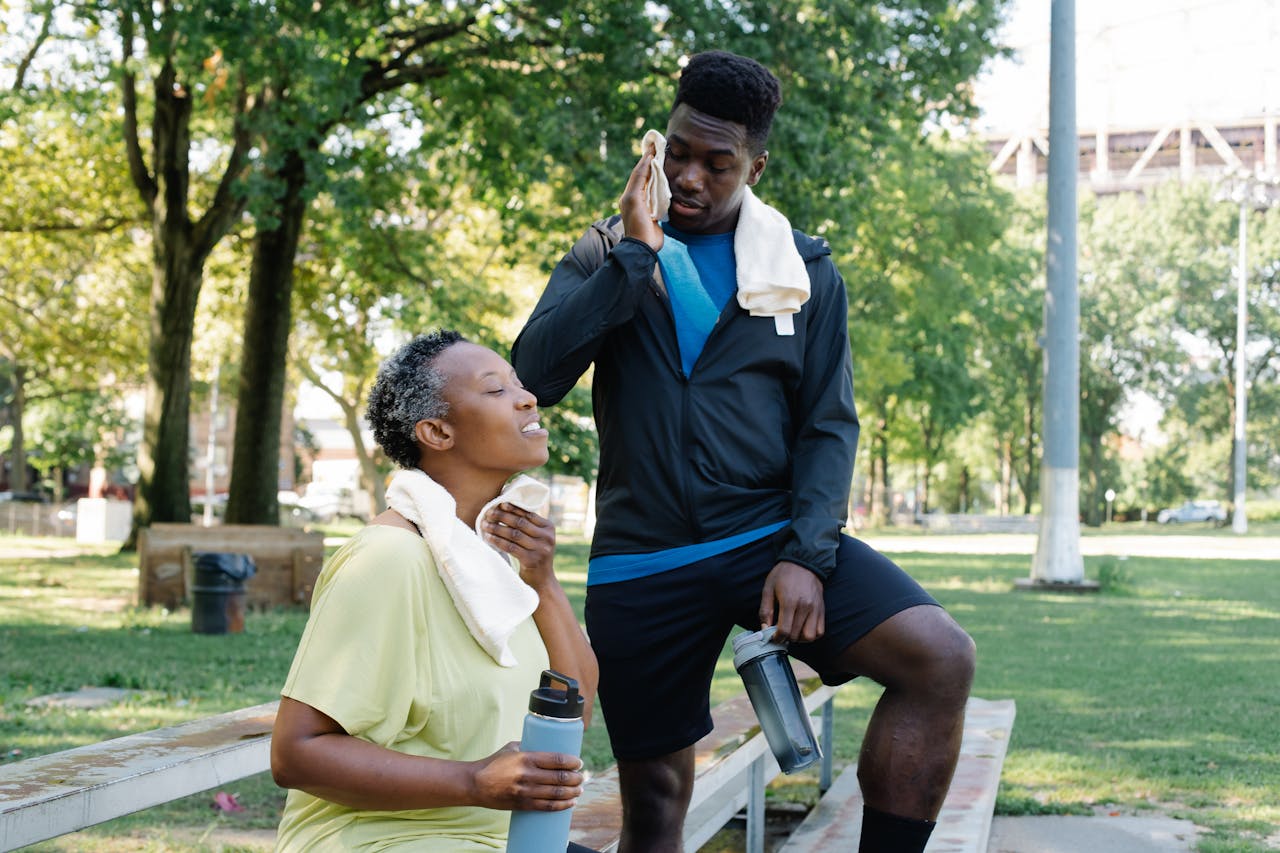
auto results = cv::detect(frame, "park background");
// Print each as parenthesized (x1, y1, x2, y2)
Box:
(2, 0, 1279, 533)
(2, 0, 1279, 851)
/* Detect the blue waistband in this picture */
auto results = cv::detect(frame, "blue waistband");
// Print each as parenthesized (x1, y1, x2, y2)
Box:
(587, 521, 789, 586)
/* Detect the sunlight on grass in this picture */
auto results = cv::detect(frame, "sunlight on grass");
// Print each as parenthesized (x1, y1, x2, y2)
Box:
(4, 537, 1279, 849)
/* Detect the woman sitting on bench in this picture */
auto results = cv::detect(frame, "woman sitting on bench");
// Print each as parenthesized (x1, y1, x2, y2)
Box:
(271, 330, 598, 852)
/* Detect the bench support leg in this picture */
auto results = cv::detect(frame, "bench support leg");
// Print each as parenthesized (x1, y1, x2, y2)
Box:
(820, 697, 834, 794)
(746, 756, 766, 853)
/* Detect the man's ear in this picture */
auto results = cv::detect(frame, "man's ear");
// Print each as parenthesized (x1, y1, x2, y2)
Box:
(746, 150, 768, 187)
(415, 419, 453, 452)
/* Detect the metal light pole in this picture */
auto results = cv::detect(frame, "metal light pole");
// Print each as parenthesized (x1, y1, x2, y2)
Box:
(1233, 190, 1248, 534)
(1215, 167, 1280, 535)
(1030, 0, 1085, 585)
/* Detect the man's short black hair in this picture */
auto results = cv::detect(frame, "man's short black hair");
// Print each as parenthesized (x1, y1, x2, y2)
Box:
(672, 50, 782, 152)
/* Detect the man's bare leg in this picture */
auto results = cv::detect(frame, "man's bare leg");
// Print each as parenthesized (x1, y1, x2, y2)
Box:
(617, 746, 695, 853)
(833, 604, 976, 850)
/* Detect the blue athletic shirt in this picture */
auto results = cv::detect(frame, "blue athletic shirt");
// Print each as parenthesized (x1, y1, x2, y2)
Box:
(587, 222, 788, 586)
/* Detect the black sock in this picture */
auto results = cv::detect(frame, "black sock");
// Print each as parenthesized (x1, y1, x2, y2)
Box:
(859, 804, 936, 853)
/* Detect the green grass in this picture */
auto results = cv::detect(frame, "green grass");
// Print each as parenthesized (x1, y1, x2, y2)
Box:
(2, 533, 1278, 851)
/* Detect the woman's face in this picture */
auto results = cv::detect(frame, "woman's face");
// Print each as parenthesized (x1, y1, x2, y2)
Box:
(431, 342, 549, 473)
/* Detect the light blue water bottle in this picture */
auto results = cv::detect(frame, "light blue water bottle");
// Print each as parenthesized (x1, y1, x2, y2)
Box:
(506, 669, 585, 853)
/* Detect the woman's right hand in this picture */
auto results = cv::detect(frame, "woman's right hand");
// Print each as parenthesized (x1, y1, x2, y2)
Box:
(619, 148, 664, 253)
(470, 742, 585, 811)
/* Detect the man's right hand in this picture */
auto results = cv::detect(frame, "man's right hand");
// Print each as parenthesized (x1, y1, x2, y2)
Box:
(619, 148, 664, 253)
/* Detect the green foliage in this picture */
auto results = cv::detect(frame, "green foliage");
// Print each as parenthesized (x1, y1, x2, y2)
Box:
(1092, 557, 1133, 593)
(25, 391, 133, 498)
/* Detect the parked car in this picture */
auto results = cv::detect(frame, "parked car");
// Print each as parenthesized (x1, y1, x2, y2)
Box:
(1156, 500, 1228, 525)
(294, 483, 370, 522)
(0, 490, 51, 503)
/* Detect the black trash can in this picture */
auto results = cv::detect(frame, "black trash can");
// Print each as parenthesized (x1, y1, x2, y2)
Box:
(191, 552, 256, 635)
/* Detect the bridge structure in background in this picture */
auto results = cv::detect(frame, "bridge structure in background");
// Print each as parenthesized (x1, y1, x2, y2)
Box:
(984, 114, 1279, 191)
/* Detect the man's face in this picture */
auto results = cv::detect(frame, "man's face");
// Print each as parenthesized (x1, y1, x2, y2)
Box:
(663, 103, 768, 235)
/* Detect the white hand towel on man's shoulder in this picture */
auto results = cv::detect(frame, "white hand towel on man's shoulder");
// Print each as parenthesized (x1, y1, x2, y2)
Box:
(385, 469, 549, 667)
(734, 186, 809, 335)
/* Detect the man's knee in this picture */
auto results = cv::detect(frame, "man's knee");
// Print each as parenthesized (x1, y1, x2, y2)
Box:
(930, 614, 976, 700)
(617, 749, 694, 847)
(840, 605, 975, 698)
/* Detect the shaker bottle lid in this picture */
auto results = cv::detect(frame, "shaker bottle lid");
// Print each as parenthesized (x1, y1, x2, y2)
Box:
(732, 625, 789, 671)
(528, 669, 585, 719)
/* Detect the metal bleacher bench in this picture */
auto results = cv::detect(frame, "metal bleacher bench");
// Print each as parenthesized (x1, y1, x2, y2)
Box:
(0, 667, 839, 853)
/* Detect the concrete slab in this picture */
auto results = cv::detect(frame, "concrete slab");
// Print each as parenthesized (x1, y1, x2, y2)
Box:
(987, 814, 1204, 852)
(25, 687, 134, 709)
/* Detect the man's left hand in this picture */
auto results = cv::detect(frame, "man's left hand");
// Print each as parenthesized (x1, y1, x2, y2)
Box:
(759, 561, 825, 643)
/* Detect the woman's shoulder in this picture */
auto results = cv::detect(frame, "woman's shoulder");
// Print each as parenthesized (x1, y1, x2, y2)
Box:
(322, 523, 434, 587)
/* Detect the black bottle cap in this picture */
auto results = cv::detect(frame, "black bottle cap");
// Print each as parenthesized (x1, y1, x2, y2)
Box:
(528, 669, 585, 719)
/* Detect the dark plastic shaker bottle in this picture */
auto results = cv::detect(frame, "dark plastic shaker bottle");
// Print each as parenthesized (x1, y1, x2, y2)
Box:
(732, 626, 822, 773)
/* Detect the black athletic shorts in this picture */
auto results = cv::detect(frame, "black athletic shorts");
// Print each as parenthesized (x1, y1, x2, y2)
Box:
(584, 533, 939, 761)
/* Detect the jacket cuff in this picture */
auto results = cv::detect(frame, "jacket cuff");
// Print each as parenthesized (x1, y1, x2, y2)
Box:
(613, 236, 659, 262)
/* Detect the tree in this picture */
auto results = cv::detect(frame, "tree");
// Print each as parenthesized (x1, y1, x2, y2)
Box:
(1146, 181, 1280, 503)
(0, 80, 146, 496)
(106, 0, 255, 541)
(841, 134, 1014, 521)
(1074, 190, 1181, 525)
(289, 137, 522, 518)
(25, 390, 132, 501)
(971, 192, 1048, 516)
(223, 0, 1012, 525)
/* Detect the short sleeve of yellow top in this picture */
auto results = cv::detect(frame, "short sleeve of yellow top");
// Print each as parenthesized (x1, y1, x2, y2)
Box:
(274, 524, 550, 852)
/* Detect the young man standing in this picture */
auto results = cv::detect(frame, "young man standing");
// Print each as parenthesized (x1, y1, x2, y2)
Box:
(512, 51, 975, 853)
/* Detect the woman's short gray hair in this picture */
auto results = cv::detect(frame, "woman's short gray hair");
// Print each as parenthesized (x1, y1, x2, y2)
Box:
(366, 330, 465, 470)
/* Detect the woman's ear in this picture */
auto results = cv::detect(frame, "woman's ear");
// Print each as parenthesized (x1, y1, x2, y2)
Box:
(415, 419, 453, 452)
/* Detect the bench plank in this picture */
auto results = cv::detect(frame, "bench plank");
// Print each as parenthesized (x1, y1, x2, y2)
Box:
(777, 697, 1016, 853)
(0, 702, 277, 851)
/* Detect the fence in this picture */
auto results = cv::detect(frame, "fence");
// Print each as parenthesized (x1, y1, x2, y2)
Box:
(0, 502, 76, 538)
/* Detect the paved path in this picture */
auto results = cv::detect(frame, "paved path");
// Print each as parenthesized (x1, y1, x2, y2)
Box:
(860, 532, 1280, 561)
(987, 813, 1203, 852)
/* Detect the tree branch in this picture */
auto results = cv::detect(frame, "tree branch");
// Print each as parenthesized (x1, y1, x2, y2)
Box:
(11, 6, 53, 91)
(0, 216, 139, 234)
(119, 10, 157, 209)
(192, 76, 253, 258)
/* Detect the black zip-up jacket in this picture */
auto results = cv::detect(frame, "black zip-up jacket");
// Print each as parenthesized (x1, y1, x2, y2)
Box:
(511, 215, 858, 580)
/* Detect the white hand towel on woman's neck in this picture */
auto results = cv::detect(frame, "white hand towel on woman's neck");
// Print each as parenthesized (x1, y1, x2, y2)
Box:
(385, 469, 548, 667)
(635, 130, 808, 335)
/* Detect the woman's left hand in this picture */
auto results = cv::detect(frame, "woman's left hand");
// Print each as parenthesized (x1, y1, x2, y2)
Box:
(483, 504, 556, 586)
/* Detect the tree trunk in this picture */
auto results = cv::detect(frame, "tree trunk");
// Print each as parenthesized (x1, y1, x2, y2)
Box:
(1020, 388, 1039, 515)
(225, 151, 310, 526)
(132, 253, 203, 539)
(342, 398, 386, 518)
(999, 439, 1012, 515)
(1084, 431, 1104, 527)
(9, 364, 27, 492)
(876, 435, 891, 527)
(867, 437, 886, 527)
(120, 41, 248, 549)
(920, 465, 931, 516)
